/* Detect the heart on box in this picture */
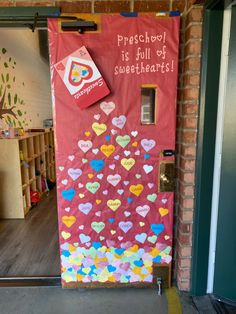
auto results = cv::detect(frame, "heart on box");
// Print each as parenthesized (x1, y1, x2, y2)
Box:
(136, 205, 150, 217)
(68, 155, 75, 161)
(59, 166, 64, 171)
(124, 211, 131, 217)
(92, 148, 99, 155)
(129, 184, 144, 196)
(131, 130, 138, 137)
(116, 135, 130, 148)
(147, 235, 157, 244)
(90, 159, 105, 172)
(78, 202, 92, 215)
(62, 215, 76, 228)
(86, 182, 100, 194)
(92, 122, 107, 136)
(69, 61, 93, 86)
(78, 140, 92, 153)
(100, 101, 115, 115)
(94, 114, 100, 120)
(141, 139, 156, 152)
(61, 179, 68, 185)
(112, 115, 126, 129)
(117, 189, 124, 195)
(91, 221, 105, 233)
(61, 189, 75, 201)
(124, 150, 131, 156)
(151, 223, 164, 235)
(107, 174, 121, 186)
(121, 158, 135, 171)
(159, 207, 169, 217)
(135, 233, 147, 244)
(119, 221, 133, 233)
(107, 199, 121, 211)
(100, 145, 115, 157)
(68, 168, 82, 181)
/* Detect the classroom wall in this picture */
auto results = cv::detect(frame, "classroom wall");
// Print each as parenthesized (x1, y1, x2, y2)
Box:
(0, 29, 52, 129)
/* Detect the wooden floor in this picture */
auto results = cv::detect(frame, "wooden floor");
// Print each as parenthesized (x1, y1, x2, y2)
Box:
(0, 188, 60, 277)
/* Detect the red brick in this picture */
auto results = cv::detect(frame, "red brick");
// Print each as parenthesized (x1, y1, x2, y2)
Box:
(179, 182, 194, 196)
(184, 56, 201, 71)
(94, 0, 130, 12)
(172, 0, 186, 12)
(56, 1, 91, 13)
(178, 266, 191, 279)
(180, 170, 195, 184)
(178, 257, 191, 268)
(186, 24, 203, 40)
(181, 145, 196, 158)
(186, 7, 203, 25)
(177, 279, 190, 291)
(183, 87, 200, 101)
(178, 244, 192, 257)
(33, 2, 54, 5)
(184, 73, 200, 86)
(182, 103, 198, 115)
(180, 158, 195, 171)
(178, 232, 192, 245)
(178, 220, 191, 233)
(15, 1, 33, 5)
(0, 1, 15, 6)
(180, 209, 194, 221)
(182, 117, 198, 129)
(179, 196, 194, 209)
(134, 0, 169, 12)
(185, 39, 202, 55)
(182, 130, 197, 144)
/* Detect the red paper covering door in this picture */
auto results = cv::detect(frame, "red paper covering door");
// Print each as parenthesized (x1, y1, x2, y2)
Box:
(48, 14, 180, 288)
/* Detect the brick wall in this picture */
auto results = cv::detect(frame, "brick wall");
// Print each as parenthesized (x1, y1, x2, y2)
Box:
(175, 2, 203, 290)
(0, 0, 204, 291)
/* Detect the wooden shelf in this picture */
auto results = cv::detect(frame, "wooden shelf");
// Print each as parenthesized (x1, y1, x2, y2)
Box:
(0, 129, 55, 219)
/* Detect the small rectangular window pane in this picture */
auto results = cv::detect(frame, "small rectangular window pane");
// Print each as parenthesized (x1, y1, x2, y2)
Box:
(159, 162, 175, 192)
(141, 87, 156, 125)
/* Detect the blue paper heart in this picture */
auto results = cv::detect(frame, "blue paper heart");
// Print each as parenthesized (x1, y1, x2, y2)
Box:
(107, 265, 116, 272)
(61, 250, 70, 257)
(78, 269, 86, 275)
(108, 218, 115, 223)
(153, 256, 161, 263)
(127, 198, 133, 203)
(144, 154, 150, 159)
(90, 159, 105, 172)
(150, 224, 164, 235)
(134, 260, 143, 267)
(61, 189, 75, 201)
(68, 267, 73, 272)
(126, 275, 131, 280)
(92, 242, 102, 249)
(115, 248, 125, 256)
(105, 135, 111, 141)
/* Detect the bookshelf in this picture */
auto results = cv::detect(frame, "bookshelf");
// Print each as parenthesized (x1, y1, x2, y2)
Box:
(0, 129, 55, 219)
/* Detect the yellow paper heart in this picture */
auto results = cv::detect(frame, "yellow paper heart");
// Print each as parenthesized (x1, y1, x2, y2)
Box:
(110, 230, 116, 235)
(132, 141, 138, 147)
(62, 216, 76, 228)
(100, 144, 115, 157)
(139, 222, 145, 227)
(107, 199, 121, 211)
(88, 173, 94, 179)
(121, 158, 136, 171)
(79, 193, 85, 198)
(96, 199, 102, 204)
(68, 244, 76, 252)
(92, 122, 107, 136)
(159, 207, 169, 217)
(61, 231, 71, 240)
(129, 184, 144, 196)
(85, 131, 91, 137)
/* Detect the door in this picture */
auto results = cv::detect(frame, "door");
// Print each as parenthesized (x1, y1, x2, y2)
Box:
(213, 5, 236, 301)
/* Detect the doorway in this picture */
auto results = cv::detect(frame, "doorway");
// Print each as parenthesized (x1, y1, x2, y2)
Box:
(207, 4, 236, 301)
(0, 23, 60, 280)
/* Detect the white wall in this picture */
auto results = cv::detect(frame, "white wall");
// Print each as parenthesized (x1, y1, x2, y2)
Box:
(0, 29, 52, 129)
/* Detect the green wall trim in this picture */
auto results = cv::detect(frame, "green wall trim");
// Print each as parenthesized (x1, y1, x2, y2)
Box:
(190, 5, 224, 296)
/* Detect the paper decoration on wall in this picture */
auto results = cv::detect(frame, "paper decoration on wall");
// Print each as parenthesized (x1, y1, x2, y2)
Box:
(48, 14, 179, 288)
(54, 46, 110, 109)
